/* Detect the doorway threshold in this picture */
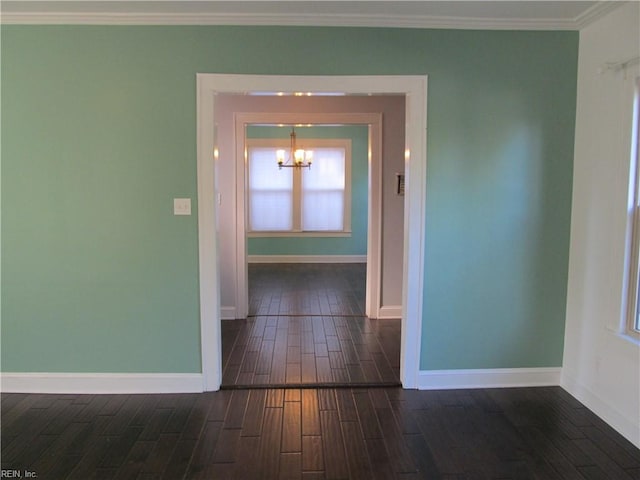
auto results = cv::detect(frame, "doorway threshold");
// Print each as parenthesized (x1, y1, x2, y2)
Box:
(220, 381, 402, 390)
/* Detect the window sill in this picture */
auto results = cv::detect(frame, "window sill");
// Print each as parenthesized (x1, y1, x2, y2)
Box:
(611, 328, 640, 346)
(248, 231, 352, 238)
(621, 332, 640, 346)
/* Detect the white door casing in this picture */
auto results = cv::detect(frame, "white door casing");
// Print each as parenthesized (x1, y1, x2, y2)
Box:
(196, 74, 428, 391)
(233, 112, 383, 320)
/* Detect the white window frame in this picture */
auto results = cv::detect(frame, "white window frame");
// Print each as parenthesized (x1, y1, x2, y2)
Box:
(626, 76, 640, 340)
(246, 137, 352, 237)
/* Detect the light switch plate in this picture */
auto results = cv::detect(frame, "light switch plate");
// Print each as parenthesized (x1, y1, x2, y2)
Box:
(174, 198, 191, 215)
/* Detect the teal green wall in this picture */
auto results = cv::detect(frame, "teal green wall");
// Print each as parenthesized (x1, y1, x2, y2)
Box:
(246, 125, 368, 256)
(1, 26, 577, 373)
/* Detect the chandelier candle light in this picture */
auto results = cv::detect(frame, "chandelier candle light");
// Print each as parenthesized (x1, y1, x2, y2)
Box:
(277, 127, 312, 169)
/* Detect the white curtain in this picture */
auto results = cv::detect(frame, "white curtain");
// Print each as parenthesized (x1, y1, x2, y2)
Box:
(248, 148, 293, 231)
(302, 148, 345, 231)
(248, 146, 346, 232)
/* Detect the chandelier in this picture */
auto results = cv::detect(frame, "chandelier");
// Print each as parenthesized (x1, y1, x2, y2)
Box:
(277, 127, 312, 169)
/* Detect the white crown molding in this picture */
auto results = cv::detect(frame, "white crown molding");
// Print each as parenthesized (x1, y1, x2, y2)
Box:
(574, 1, 628, 29)
(0, 12, 583, 30)
(0, 2, 627, 30)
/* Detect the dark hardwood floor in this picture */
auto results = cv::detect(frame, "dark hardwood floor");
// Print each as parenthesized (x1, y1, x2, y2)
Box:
(222, 316, 401, 388)
(4, 265, 639, 478)
(248, 263, 367, 317)
(2, 386, 639, 479)
(221, 263, 400, 388)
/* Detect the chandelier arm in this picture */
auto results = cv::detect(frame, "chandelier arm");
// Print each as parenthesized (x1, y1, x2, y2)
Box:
(276, 126, 312, 169)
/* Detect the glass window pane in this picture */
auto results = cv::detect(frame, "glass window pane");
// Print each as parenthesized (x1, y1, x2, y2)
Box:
(303, 149, 345, 190)
(250, 192, 293, 230)
(302, 148, 346, 231)
(302, 191, 344, 231)
(249, 147, 293, 231)
(250, 148, 292, 190)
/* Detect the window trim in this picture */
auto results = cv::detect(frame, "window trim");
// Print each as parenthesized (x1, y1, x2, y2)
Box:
(625, 76, 640, 340)
(248, 231, 352, 238)
(246, 137, 352, 236)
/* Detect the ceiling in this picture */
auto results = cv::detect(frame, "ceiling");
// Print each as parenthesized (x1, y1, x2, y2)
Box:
(0, 1, 626, 30)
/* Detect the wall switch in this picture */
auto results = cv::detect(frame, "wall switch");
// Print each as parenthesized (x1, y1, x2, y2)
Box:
(174, 198, 191, 215)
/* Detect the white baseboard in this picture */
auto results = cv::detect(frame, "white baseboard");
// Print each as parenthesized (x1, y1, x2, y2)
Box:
(561, 372, 640, 448)
(1, 372, 204, 394)
(221, 306, 237, 320)
(417, 367, 561, 390)
(377, 305, 402, 319)
(248, 255, 366, 264)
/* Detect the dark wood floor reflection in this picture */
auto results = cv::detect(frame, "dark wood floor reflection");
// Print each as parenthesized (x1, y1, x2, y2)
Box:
(222, 263, 400, 388)
(222, 316, 401, 387)
(3, 387, 639, 479)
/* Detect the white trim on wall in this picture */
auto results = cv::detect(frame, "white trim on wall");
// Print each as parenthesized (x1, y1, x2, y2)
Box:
(221, 306, 237, 320)
(249, 232, 353, 238)
(0, 369, 564, 395)
(418, 368, 562, 390)
(1, 373, 204, 394)
(248, 255, 366, 264)
(0, 2, 622, 30)
(197, 74, 428, 391)
(378, 306, 403, 319)
(196, 76, 223, 391)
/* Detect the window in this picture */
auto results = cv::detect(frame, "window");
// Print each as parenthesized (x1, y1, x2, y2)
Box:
(247, 138, 351, 235)
(626, 77, 640, 338)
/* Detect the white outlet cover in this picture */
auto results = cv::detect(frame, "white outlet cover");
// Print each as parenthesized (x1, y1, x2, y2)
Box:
(174, 198, 191, 215)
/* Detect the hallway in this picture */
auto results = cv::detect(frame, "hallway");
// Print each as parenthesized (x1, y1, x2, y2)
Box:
(221, 264, 401, 388)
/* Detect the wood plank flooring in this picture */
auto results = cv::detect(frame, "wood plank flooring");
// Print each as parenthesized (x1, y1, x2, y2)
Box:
(222, 263, 400, 388)
(5, 264, 638, 478)
(2, 386, 639, 479)
(222, 316, 401, 387)
(248, 263, 367, 317)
